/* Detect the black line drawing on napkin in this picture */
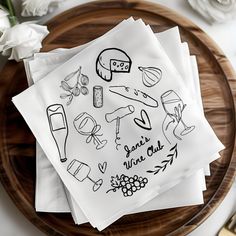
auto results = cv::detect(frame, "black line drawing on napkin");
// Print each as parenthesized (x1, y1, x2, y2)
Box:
(134, 109, 152, 131)
(74, 112, 107, 150)
(138, 66, 162, 87)
(96, 48, 132, 82)
(98, 161, 107, 174)
(161, 90, 195, 144)
(105, 105, 135, 150)
(93, 86, 103, 108)
(147, 143, 178, 175)
(67, 159, 103, 192)
(109, 85, 158, 108)
(106, 174, 148, 197)
(60, 66, 89, 106)
(47, 104, 68, 163)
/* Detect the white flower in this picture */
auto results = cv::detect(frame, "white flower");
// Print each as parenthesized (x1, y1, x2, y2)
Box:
(188, 0, 236, 23)
(0, 22, 49, 61)
(21, 0, 64, 17)
(0, 8, 11, 34)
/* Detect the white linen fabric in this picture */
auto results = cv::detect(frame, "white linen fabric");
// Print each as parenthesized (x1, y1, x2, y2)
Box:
(14, 19, 224, 230)
(24, 26, 209, 223)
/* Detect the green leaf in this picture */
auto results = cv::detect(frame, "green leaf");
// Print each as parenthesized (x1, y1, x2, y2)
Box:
(162, 165, 167, 171)
(174, 149, 178, 159)
(3, 0, 17, 26)
(161, 160, 169, 164)
(170, 143, 177, 152)
(60, 93, 69, 99)
(154, 165, 162, 169)
(76, 66, 82, 82)
(110, 175, 121, 188)
(61, 81, 72, 92)
(64, 70, 78, 81)
(154, 170, 160, 175)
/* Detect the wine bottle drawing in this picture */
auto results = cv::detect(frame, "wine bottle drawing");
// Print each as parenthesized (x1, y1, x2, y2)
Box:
(67, 159, 103, 192)
(47, 104, 68, 162)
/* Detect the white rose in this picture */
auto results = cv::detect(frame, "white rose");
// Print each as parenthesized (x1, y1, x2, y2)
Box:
(188, 0, 236, 23)
(21, 0, 64, 17)
(0, 23, 49, 61)
(0, 8, 11, 34)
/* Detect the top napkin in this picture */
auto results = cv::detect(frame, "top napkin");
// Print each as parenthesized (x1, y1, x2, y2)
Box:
(13, 19, 224, 230)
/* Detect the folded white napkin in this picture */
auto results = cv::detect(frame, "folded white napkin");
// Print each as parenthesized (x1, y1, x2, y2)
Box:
(24, 26, 208, 223)
(14, 19, 224, 230)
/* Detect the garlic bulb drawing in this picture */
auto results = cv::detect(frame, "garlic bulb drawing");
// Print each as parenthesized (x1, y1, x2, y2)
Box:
(138, 66, 162, 87)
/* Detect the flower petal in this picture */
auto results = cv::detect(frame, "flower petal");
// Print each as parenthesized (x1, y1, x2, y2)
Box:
(0, 23, 49, 61)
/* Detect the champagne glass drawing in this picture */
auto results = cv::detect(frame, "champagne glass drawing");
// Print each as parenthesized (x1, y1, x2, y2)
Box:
(47, 104, 68, 162)
(73, 112, 107, 150)
(161, 90, 195, 143)
(67, 159, 103, 192)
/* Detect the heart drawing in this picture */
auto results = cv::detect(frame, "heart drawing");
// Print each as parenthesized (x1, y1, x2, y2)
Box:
(134, 109, 152, 130)
(98, 162, 107, 174)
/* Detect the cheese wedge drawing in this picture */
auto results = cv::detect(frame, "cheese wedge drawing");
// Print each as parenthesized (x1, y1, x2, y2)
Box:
(96, 48, 132, 82)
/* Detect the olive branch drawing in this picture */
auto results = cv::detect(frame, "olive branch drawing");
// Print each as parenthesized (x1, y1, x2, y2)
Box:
(146, 143, 178, 175)
(60, 66, 89, 106)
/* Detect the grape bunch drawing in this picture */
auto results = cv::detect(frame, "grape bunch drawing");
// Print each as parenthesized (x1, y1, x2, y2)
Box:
(60, 66, 89, 105)
(106, 174, 148, 197)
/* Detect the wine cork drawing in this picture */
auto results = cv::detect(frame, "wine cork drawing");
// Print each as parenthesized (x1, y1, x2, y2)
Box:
(105, 105, 135, 150)
(109, 85, 158, 108)
(96, 48, 132, 82)
(73, 112, 107, 150)
(93, 86, 103, 108)
(67, 159, 103, 192)
(134, 109, 152, 131)
(98, 161, 107, 174)
(60, 66, 89, 106)
(161, 90, 195, 144)
(106, 174, 148, 197)
(138, 66, 162, 87)
(47, 104, 68, 163)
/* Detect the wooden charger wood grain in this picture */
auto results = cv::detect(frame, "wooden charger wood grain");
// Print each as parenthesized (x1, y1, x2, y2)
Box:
(0, 1, 236, 235)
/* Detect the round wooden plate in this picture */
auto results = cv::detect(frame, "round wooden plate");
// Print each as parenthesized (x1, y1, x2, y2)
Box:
(0, 1, 236, 235)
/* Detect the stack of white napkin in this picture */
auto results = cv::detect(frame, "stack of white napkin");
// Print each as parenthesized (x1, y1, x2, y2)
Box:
(13, 18, 224, 231)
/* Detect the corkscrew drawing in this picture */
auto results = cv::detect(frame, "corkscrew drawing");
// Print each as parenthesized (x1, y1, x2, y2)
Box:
(105, 105, 135, 150)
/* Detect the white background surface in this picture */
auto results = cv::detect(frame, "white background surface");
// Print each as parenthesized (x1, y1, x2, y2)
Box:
(0, 0, 236, 235)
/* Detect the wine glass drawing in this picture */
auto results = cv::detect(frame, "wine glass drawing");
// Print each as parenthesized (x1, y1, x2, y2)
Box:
(73, 112, 107, 150)
(161, 90, 195, 144)
(67, 159, 103, 192)
(47, 104, 68, 162)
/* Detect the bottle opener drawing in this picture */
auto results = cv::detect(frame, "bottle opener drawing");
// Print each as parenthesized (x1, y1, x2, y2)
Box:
(105, 105, 135, 150)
